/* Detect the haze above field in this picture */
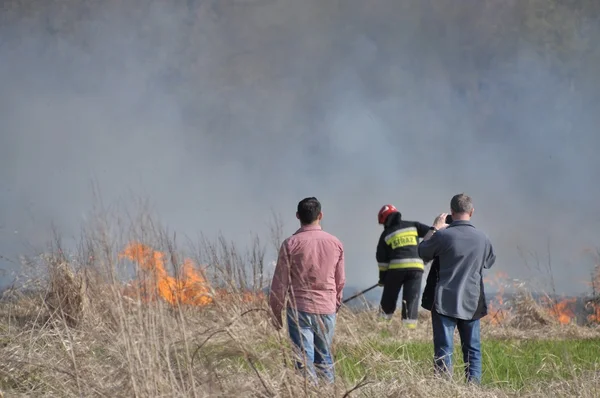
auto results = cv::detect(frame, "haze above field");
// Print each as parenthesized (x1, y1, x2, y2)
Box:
(1, 0, 599, 295)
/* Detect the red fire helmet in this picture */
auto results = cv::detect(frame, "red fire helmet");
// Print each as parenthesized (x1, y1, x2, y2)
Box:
(378, 204, 398, 225)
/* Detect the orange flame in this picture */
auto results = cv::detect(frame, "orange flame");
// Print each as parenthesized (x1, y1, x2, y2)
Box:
(483, 271, 582, 326)
(119, 242, 213, 306)
(483, 271, 509, 325)
(544, 297, 576, 325)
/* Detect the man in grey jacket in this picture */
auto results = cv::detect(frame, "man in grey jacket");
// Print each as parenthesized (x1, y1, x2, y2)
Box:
(417, 193, 496, 384)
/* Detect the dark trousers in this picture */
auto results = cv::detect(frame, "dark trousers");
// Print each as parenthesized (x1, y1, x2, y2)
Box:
(379, 269, 423, 320)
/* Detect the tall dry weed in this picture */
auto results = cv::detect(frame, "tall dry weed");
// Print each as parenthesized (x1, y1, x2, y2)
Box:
(0, 209, 599, 397)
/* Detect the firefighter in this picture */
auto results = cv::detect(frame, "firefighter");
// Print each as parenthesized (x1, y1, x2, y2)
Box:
(376, 204, 432, 328)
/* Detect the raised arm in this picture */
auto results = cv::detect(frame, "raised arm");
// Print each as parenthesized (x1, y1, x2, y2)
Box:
(418, 213, 449, 262)
(415, 222, 432, 238)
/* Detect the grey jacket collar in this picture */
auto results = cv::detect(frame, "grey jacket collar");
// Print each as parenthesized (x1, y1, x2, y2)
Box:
(448, 220, 475, 228)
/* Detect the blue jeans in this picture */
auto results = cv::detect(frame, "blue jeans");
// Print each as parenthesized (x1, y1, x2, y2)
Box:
(286, 309, 336, 384)
(431, 310, 482, 384)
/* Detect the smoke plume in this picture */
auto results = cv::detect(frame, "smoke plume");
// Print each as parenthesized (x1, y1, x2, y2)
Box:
(1, 0, 599, 295)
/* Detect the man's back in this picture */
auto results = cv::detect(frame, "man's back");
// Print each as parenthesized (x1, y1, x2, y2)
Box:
(420, 220, 495, 319)
(270, 225, 345, 315)
(268, 197, 345, 385)
(417, 194, 494, 385)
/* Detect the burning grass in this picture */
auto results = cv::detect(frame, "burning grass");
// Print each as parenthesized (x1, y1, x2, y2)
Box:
(0, 212, 599, 397)
(482, 270, 600, 328)
(119, 241, 214, 306)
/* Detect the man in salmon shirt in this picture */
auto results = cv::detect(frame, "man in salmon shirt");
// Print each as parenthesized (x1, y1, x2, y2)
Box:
(269, 197, 345, 384)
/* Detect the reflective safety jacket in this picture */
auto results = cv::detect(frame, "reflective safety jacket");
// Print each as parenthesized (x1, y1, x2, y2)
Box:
(376, 212, 431, 272)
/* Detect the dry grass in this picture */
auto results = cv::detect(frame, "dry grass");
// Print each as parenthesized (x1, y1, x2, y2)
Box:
(0, 212, 599, 397)
(1, 289, 599, 398)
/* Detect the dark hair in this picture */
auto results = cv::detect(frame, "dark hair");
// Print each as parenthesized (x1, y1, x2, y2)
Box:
(297, 197, 321, 225)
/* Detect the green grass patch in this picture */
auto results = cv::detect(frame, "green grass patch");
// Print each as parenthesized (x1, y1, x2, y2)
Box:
(201, 336, 600, 392)
(334, 338, 600, 391)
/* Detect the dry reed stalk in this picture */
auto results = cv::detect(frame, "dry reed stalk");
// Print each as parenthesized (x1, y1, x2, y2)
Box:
(1, 208, 600, 397)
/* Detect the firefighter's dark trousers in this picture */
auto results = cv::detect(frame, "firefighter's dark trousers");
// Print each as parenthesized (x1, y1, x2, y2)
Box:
(379, 269, 423, 322)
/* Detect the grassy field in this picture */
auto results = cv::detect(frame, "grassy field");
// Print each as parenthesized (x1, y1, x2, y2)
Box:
(0, 215, 599, 397)
(335, 337, 600, 390)
(1, 288, 599, 398)
(209, 323, 600, 393)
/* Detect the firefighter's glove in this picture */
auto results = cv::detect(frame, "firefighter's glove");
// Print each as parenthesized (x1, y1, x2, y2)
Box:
(378, 270, 387, 287)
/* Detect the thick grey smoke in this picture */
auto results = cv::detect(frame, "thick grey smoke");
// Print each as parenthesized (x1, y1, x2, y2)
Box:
(1, 0, 599, 295)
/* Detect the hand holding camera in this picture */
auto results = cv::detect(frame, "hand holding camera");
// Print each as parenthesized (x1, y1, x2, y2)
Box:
(433, 213, 450, 231)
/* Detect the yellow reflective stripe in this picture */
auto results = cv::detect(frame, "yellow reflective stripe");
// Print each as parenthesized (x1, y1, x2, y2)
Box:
(379, 266, 388, 271)
(384, 227, 417, 243)
(385, 228, 419, 249)
(378, 263, 389, 271)
(388, 258, 425, 270)
(390, 258, 423, 264)
(388, 262, 424, 270)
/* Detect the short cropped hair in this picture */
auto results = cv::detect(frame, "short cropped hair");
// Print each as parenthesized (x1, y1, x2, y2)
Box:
(297, 197, 321, 225)
(450, 193, 473, 214)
